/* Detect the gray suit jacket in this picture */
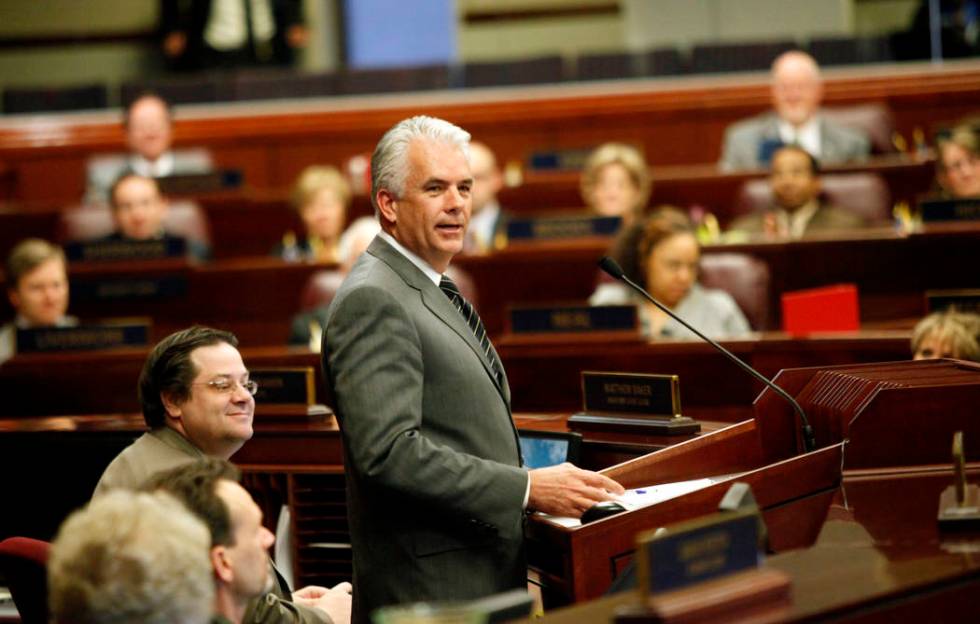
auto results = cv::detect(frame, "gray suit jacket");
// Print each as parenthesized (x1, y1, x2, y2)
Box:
(322, 236, 528, 623)
(85, 148, 213, 204)
(719, 112, 870, 171)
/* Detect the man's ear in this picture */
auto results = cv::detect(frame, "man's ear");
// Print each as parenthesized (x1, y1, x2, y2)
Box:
(376, 189, 397, 224)
(160, 391, 182, 420)
(211, 546, 234, 584)
(7, 288, 19, 311)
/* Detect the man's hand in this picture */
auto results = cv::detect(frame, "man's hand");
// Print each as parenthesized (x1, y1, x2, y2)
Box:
(528, 463, 625, 518)
(293, 582, 352, 624)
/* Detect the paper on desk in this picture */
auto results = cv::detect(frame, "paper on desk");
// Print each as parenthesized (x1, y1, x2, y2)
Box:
(538, 476, 722, 528)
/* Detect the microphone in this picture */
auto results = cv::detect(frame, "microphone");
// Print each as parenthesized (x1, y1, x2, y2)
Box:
(598, 256, 816, 453)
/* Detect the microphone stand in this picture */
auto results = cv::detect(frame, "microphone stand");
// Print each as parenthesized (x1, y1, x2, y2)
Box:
(598, 257, 816, 453)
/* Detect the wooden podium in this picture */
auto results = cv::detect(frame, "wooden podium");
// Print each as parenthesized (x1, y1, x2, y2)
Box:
(527, 359, 980, 608)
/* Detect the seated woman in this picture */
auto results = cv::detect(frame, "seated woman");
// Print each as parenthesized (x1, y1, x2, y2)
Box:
(1, 238, 77, 363)
(936, 125, 980, 198)
(911, 309, 980, 362)
(590, 207, 751, 340)
(580, 143, 652, 228)
(275, 165, 351, 263)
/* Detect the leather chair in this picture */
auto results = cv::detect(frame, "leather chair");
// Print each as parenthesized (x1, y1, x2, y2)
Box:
(463, 56, 566, 88)
(700, 253, 771, 330)
(733, 172, 892, 226)
(3, 84, 107, 114)
(59, 200, 212, 249)
(0, 536, 50, 624)
(821, 103, 897, 154)
(299, 266, 480, 313)
(690, 41, 797, 74)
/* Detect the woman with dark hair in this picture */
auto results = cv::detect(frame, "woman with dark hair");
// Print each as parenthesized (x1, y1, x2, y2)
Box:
(590, 207, 750, 340)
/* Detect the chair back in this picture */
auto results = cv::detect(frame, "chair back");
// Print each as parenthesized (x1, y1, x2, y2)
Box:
(700, 253, 771, 330)
(734, 172, 892, 225)
(0, 536, 50, 624)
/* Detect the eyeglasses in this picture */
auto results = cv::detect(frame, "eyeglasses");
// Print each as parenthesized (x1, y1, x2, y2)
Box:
(193, 377, 258, 396)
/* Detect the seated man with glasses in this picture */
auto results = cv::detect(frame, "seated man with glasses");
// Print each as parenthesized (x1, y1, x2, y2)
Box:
(94, 325, 256, 495)
(93, 325, 345, 624)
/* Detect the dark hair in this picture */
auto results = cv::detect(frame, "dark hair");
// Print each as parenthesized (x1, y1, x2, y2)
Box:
(124, 91, 173, 127)
(142, 458, 241, 547)
(109, 172, 163, 210)
(139, 326, 238, 428)
(772, 145, 821, 175)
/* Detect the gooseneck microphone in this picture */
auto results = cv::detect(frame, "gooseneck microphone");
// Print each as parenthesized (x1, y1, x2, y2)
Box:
(598, 256, 816, 453)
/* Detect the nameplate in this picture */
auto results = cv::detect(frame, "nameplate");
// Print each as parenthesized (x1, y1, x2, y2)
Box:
(71, 275, 188, 301)
(156, 169, 243, 195)
(920, 197, 980, 222)
(581, 371, 680, 418)
(16, 323, 149, 353)
(249, 368, 315, 405)
(506, 215, 622, 241)
(927, 289, 980, 315)
(509, 305, 638, 335)
(65, 238, 186, 262)
(528, 148, 592, 171)
(636, 509, 759, 595)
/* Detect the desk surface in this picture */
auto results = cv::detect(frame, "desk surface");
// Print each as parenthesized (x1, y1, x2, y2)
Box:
(530, 466, 980, 623)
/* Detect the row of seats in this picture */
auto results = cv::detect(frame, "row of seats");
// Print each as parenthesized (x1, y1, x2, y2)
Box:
(2, 35, 895, 113)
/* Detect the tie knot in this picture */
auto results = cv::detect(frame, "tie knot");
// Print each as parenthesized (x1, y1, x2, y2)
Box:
(440, 275, 461, 299)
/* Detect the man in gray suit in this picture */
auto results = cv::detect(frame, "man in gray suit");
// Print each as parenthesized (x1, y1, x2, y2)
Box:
(719, 51, 870, 171)
(321, 116, 623, 623)
(85, 92, 212, 203)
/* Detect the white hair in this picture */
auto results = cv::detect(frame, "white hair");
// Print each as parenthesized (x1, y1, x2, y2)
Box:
(370, 115, 471, 212)
(48, 490, 214, 624)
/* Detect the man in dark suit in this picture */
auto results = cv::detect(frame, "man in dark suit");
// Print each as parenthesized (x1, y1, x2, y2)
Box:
(161, 0, 308, 70)
(464, 141, 508, 254)
(321, 116, 623, 623)
(719, 51, 870, 171)
(728, 145, 866, 238)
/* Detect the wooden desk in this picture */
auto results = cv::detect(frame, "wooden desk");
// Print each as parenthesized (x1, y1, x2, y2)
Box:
(528, 466, 980, 623)
(2, 61, 979, 202)
(454, 224, 980, 336)
(0, 334, 911, 419)
(498, 332, 913, 416)
(0, 257, 327, 347)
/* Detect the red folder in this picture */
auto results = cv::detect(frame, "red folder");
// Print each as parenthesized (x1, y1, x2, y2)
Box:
(781, 284, 859, 335)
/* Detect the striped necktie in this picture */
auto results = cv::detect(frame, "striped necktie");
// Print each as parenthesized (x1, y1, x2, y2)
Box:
(439, 275, 503, 387)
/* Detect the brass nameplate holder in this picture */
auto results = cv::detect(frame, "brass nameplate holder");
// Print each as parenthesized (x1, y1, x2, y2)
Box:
(249, 367, 331, 421)
(65, 237, 187, 262)
(615, 504, 789, 624)
(504, 304, 641, 345)
(926, 289, 980, 315)
(505, 215, 622, 243)
(16, 321, 150, 354)
(568, 371, 700, 436)
(938, 431, 980, 529)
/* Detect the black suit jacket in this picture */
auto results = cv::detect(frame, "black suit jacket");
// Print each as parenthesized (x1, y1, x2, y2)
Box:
(161, 0, 303, 69)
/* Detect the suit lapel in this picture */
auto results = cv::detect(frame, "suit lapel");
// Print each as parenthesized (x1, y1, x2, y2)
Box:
(368, 238, 510, 406)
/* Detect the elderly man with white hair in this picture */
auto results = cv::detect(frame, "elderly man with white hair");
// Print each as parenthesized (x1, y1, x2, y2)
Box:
(719, 50, 870, 171)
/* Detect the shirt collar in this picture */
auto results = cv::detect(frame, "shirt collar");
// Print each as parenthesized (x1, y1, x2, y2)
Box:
(777, 116, 821, 158)
(377, 230, 443, 286)
(130, 152, 175, 178)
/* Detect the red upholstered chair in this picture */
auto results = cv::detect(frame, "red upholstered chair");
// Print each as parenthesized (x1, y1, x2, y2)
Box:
(820, 103, 897, 154)
(733, 172, 892, 225)
(0, 536, 50, 624)
(298, 266, 480, 313)
(58, 200, 212, 248)
(700, 253, 771, 330)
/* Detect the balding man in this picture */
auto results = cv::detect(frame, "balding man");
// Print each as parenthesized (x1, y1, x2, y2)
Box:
(85, 92, 213, 203)
(719, 50, 870, 171)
